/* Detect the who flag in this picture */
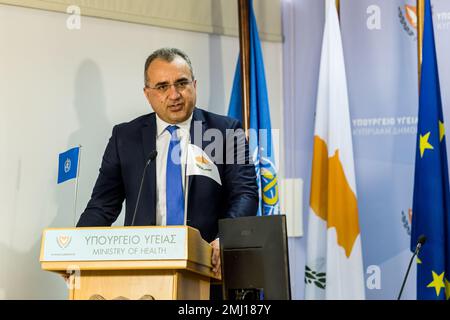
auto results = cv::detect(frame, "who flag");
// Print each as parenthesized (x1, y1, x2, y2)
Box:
(228, 0, 280, 216)
(411, 0, 450, 300)
(57, 147, 80, 184)
(304, 0, 365, 300)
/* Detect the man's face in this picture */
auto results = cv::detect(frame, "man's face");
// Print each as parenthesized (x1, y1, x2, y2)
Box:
(144, 56, 197, 124)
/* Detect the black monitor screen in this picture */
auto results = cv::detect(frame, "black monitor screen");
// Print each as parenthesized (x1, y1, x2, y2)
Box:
(218, 215, 291, 300)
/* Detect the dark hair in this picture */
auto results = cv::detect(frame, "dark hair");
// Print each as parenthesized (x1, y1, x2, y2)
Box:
(144, 48, 194, 86)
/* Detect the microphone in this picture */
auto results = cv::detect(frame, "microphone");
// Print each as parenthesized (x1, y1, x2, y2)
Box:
(131, 150, 157, 226)
(397, 234, 427, 300)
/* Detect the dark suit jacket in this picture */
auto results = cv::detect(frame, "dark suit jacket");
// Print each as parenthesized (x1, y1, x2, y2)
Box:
(76, 108, 258, 242)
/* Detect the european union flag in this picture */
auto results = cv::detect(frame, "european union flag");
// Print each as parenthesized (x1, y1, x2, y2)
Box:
(57, 147, 80, 184)
(411, 0, 450, 300)
(228, 0, 279, 216)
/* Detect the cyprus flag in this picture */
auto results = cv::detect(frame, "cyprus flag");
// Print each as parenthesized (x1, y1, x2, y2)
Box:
(304, 0, 365, 300)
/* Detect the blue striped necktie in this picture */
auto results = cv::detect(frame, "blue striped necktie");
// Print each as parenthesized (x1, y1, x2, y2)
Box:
(165, 125, 185, 225)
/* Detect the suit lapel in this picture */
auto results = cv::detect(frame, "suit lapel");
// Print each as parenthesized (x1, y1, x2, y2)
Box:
(188, 108, 207, 194)
(141, 113, 157, 225)
(186, 108, 207, 227)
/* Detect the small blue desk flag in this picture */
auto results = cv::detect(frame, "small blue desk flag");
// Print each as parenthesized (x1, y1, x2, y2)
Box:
(57, 147, 80, 184)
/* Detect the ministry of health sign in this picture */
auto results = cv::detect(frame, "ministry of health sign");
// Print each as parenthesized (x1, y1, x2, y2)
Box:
(40, 227, 187, 262)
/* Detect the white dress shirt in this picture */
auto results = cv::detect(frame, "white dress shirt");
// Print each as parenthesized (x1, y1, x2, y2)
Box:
(155, 113, 192, 226)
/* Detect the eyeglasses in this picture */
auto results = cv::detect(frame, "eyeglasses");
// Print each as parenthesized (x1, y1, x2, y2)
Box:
(146, 80, 193, 94)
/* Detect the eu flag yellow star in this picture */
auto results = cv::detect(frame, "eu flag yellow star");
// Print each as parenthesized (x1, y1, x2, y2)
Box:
(439, 121, 445, 142)
(427, 271, 445, 296)
(420, 132, 434, 158)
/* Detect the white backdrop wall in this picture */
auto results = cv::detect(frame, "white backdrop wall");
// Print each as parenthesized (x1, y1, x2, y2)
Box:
(0, 4, 283, 299)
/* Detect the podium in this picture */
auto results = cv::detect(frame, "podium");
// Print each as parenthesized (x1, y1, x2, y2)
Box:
(40, 226, 220, 300)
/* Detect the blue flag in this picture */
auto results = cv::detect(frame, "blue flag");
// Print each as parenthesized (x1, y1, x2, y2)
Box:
(228, 0, 279, 216)
(57, 147, 80, 184)
(411, 0, 450, 300)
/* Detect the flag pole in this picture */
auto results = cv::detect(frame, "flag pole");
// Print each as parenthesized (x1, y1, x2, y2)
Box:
(238, 0, 251, 140)
(417, 0, 424, 89)
(73, 145, 82, 226)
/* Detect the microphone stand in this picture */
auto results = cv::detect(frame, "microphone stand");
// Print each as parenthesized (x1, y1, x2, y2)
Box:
(397, 236, 426, 300)
(131, 150, 157, 226)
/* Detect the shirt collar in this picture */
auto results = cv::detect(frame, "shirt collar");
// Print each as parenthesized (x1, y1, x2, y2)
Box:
(156, 112, 193, 137)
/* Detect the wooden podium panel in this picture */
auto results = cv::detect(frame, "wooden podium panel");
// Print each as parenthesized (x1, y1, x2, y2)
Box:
(68, 270, 210, 300)
(40, 226, 219, 300)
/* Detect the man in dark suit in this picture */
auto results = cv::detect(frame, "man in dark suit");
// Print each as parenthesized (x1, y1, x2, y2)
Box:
(76, 48, 258, 278)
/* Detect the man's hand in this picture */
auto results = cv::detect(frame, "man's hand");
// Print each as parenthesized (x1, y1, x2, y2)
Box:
(60, 273, 71, 287)
(210, 238, 221, 277)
